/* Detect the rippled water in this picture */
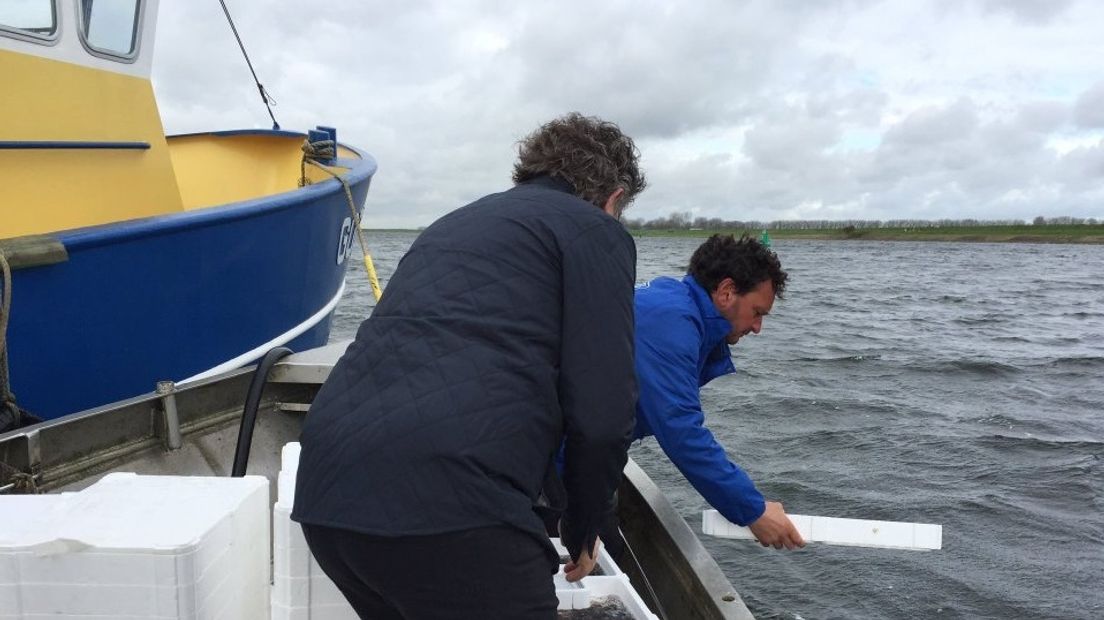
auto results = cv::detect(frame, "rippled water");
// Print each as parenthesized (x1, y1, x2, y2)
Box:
(333, 233, 1104, 620)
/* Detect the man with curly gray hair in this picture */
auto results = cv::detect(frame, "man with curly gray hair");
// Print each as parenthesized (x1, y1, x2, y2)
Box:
(294, 113, 645, 619)
(513, 112, 646, 217)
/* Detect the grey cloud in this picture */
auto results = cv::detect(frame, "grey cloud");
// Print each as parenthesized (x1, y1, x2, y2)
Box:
(1015, 101, 1069, 133)
(980, 0, 1075, 24)
(743, 115, 841, 171)
(1074, 81, 1104, 128)
(508, 1, 842, 139)
(1057, 140, 1104, 190)
(883, 99, 979, 147)
(636, 86, 1091, 224)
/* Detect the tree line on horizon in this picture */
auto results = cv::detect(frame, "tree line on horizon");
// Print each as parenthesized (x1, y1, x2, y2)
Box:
(622, 212, 1101, 231)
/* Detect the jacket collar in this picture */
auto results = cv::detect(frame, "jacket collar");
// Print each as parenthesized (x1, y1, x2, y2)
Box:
(683, 275, 736, 383)
(518, 174, 576, 195)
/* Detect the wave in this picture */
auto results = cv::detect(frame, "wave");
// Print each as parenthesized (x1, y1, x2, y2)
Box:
(905, 359, 1022, 377)
(974, 413, 1024, 426)
(937, 295, 968, 303)
(978, 434, 1103, 452)
(792, 354, 882, 363)
(952, 314, 1008, 325)
(1033, 356, 1104, 370)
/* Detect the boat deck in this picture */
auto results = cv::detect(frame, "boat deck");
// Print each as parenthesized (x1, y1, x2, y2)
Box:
(0, 344, 755, 619)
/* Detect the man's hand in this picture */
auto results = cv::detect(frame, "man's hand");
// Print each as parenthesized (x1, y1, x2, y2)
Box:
(747, 501, 805, 550)
(564, 539, 601, 582)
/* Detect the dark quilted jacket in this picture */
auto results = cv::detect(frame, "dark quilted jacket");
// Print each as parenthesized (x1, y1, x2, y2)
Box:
(292, 175, 637, 562)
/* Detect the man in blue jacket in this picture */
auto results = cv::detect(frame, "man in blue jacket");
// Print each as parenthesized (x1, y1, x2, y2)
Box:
(634, 234, 805, 550)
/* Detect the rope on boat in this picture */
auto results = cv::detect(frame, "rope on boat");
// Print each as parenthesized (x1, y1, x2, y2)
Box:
(217, 0, 280, 130)
(300, 139, 384, 302)
(0, 459, 38, 494)
(1, 253, 20, 428)
(0, 253, 42, 435)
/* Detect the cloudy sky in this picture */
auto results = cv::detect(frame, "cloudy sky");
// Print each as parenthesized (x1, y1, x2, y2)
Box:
(152, 0, 1104, 228)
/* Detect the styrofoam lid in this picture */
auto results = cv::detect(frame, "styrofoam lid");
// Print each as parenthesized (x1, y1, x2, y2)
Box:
(281, 442, 301, 473)
(0, 495, 71, 545)
(0, 473, 268, 553)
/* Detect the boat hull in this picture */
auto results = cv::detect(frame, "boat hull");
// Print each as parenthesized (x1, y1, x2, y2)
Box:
(5, 153, 374, 419)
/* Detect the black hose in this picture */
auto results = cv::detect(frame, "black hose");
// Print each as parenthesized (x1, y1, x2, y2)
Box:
(231, 346, 292, 477)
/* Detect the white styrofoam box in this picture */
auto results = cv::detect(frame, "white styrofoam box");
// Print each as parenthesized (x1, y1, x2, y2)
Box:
(549, 537, 624, 577)
(0, 473, 270, 619)
(0, 495, 69, 608)
(702, 509, 943, 550)
(271, 600, 363, 620)
(271, 446, 358, 620)
(272, 505, 310, 578)
(581, 575, 660, 619)
(554, 572, 659, 619)
(276, 442, 301, 509)
(553, 568, 589, 610)
(270, 507, 357, 620)
(282, 442, 302, 471)
(550, 538, 657, 619)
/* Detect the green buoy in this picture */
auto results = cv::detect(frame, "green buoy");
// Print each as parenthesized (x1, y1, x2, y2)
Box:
(760, 229, 771, 248)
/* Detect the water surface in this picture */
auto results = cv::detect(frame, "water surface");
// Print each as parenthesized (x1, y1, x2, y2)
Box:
(333, 232, 1104, 620)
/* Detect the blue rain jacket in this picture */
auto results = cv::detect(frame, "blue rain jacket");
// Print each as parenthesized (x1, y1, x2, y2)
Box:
(633, 275, 766, 526)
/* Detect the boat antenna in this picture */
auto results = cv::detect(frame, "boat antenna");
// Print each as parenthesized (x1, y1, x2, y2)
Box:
(217, 0, 280, 130)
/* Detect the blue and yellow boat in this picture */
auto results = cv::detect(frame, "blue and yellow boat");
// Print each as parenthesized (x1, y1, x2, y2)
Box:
(0, 0, 377, 421)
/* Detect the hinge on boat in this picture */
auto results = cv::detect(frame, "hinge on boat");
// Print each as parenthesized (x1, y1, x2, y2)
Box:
(155, 381, 183, 450)
(274, 402, 311, 413)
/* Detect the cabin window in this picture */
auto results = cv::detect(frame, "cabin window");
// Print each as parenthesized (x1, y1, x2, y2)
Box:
(0, 0, 58, 42)
(79, 0, 142, 59)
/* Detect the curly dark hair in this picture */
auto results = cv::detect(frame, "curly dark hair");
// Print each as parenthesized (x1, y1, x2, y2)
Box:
(688, 234, 788, 298)
(512, 112, 647, 212)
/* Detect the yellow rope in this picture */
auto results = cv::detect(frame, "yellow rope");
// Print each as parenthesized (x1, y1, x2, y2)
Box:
(300, 144, 382, 302)
(1, 251, 15, 407)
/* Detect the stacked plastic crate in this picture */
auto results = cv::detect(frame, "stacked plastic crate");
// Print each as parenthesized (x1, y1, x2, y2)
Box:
(271, 443, 357, 620)
(0, 473, 269, 619)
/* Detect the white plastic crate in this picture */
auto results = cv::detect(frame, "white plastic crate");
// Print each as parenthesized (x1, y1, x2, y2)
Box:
(270, 443, 357, 620)
(0, 472, 269, 619)
(702, 509, 943, 550)
(554, 572, 658, 619)
(270, 504, 357, 620)
(550, 538, 657, 618)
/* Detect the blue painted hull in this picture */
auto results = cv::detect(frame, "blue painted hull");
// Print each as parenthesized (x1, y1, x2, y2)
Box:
(5, 136, 376, 420)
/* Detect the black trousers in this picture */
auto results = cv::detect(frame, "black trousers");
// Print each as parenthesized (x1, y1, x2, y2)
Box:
(301, 523, 559, 620)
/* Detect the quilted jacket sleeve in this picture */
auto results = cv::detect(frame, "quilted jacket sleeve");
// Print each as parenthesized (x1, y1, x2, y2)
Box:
(636, 310, 766, 526)
(557, 221, 637, 561)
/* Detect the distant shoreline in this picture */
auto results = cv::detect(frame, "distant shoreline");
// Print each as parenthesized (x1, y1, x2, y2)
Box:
(365, 226, 1104, 244)
(628, 225, 1104, 244)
